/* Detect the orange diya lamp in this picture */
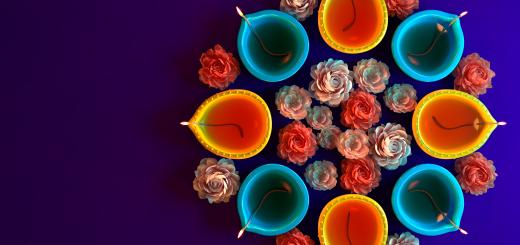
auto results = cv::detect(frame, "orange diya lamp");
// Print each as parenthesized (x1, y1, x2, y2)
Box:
(413, 89, 506, 159)
(181, 89, 272, 159)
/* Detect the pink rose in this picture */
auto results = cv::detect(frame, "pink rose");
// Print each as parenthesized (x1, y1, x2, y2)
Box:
(278, 121, 318, 165)
(304, 160, 338, 190)
(385, 0, 419, 19)
(337, 129, 370, 159)
(276, 85, 313, 120)
(340, 90, 382, 130)
(198, 44, 240, 90)
(453, 53, 495, 97)
(306, 106, 333, 130)
(280, 0, 318, 21)
(192, 158, 240, 204)
(340, 157, 381, 195)
(388, 232, 420, 245)
(455, 152, 497, 195)
(309, 59, 354, 107)
(384, 83, 417, 113)
(369, 123, 412, 170)
(276, 228, 315, 245)
(353, 58, 390, 94)
(317, 125, 341, 150)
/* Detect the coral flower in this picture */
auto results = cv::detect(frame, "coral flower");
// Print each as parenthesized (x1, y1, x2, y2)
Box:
(340, 90, 382, 130)
(198, 44, 240, 90)
(453, 53, 495, 97)
(340, 157, 381, 195)
(455, 152, 497, 195)
(386, 0, 419, 20)
(276, 228, 315, 245)
(278, 121, 318, 165)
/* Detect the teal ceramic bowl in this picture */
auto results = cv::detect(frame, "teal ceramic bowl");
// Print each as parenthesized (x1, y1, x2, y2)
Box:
(237, 10, 309, 82)
(392, 10, 464, 82)
(392, 164, 464, 236)
(237, 164, 309, 236)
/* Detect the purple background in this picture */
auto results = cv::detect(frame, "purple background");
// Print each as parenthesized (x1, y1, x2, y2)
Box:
(8, 0, 520, 244)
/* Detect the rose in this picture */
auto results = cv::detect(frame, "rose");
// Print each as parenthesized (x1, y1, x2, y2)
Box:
(317, 125, 341, 150)
(278, 121, 318, 165)
(304, 160, 338, 190)
(337, 129, 370, 159)
(309, 59, 354, 107)
(306, 106, 333, 130)
(280, 0, 318, 21)
(388, 232, 420, 245)
(353, 58, 390, 94)
(276, 228, 315, 245)
(340, 90, 382, 130)
(192, 158, 240, 204)
(276, 85, 313, 120)
(385, 0, 419, 19)
(198, 44, 240, 90)
(453, 53, 495, 97)
(384, 83, 417, 113)
(340, 157, 381, 195)
(369, 123, 412, 170)
(455, 152, 497, 195)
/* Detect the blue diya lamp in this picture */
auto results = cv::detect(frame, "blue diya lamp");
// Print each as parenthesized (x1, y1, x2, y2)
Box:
(392, 164, 466, 236)
(392, 10, 465, 82)
(236, 8, 309, 82)
(237, 164, 309, 238)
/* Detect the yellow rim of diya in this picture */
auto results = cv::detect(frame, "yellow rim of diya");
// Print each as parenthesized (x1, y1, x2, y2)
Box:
(318, 194, 388, 245)
(412, 89, 497, 159)
(188, 89, 272, 160)
(317, 0, 388, 54)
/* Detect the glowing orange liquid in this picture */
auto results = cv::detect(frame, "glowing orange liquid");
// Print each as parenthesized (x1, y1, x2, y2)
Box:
(323, 200, 385, 245)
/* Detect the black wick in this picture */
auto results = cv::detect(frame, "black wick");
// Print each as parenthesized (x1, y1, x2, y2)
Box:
(342, 0, 357, 32)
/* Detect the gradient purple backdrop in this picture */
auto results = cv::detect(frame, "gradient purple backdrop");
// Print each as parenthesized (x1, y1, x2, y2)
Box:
(7, 0, 520, 244)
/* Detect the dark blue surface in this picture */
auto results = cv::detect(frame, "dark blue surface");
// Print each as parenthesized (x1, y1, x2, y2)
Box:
(7, 0, 520, 244)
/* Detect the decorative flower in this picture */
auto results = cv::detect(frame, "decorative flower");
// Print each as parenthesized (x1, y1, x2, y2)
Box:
(192, 158, 240, 204)
(340, 157, 381, 195)
(353, 58, 390, 94)
(278, 121, 318, 165)
(337, 129, 370, 159)
(388, 232, 420, 245)
(306, 106, 333, 130)
(317, 125, 342, 150)
(369, 123, 412, 170)
(453, 53, 495, 97)
(276, 85, 313, 120)
(304, 160, 338, 190)
(198, 44, 240, 90)
(276, 228, 315, 245)
(309, 59, 354, 107)
(385, 0, 419, 19)
(340, 90, 382, 130)
(455, 152, 497, 195)
(384, 83, 417, 113)
(280, 0, 318, 21)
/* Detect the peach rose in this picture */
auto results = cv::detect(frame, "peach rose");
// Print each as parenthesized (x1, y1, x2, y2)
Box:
(340, 90, 382, 130)
(353, 58, 390, 94)
(276, 228, 315, 245)
(278, 121, 318, 165)
(384, 83, 417, 113)
(317, 125, 341, 150)
(337, 129, 370, 159)
(453, 53, 495, 97)
(276, 85, 313, 120)
(198, 44, 240, 90)
(304, 160, 338, 190)
(280, 0, 318, 21)
(369, 123, 412, 170)
(388, 232, 420, 245)
(455, 152, 497, 195)
(192, 158, 240, 204)
(340, 157, 381, 195)
(306, 106, 333, 130)
(309, 59, 354, 107)
(385, 0, 419, 19)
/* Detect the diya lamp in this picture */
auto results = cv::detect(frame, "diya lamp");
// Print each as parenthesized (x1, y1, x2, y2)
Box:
(236, 7, 309, 82)
(180, 89, 272, 159)
(236, 164, 309, 237)
(318, 0, 388, 53)
(392, 164, 466, 236)
(392, 10, 466, 82)
(318, 194, 388, 244)
(412, 89, 506, 159)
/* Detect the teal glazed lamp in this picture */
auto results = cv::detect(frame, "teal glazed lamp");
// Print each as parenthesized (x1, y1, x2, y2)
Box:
(392, 164, 466, 236)
(237, 164, 309, 238)
(392, 10, 465, 82)
(236, 8, 309, 82)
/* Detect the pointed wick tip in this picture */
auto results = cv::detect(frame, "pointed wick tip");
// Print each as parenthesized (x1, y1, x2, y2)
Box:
(235, 6, 244, 17)
(498, 121, 507, 126)
(460, 228, 468, 235)
(460, 11, 468, 17)
(237, 228, 246, 239)
(180, 121, 189, 126)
